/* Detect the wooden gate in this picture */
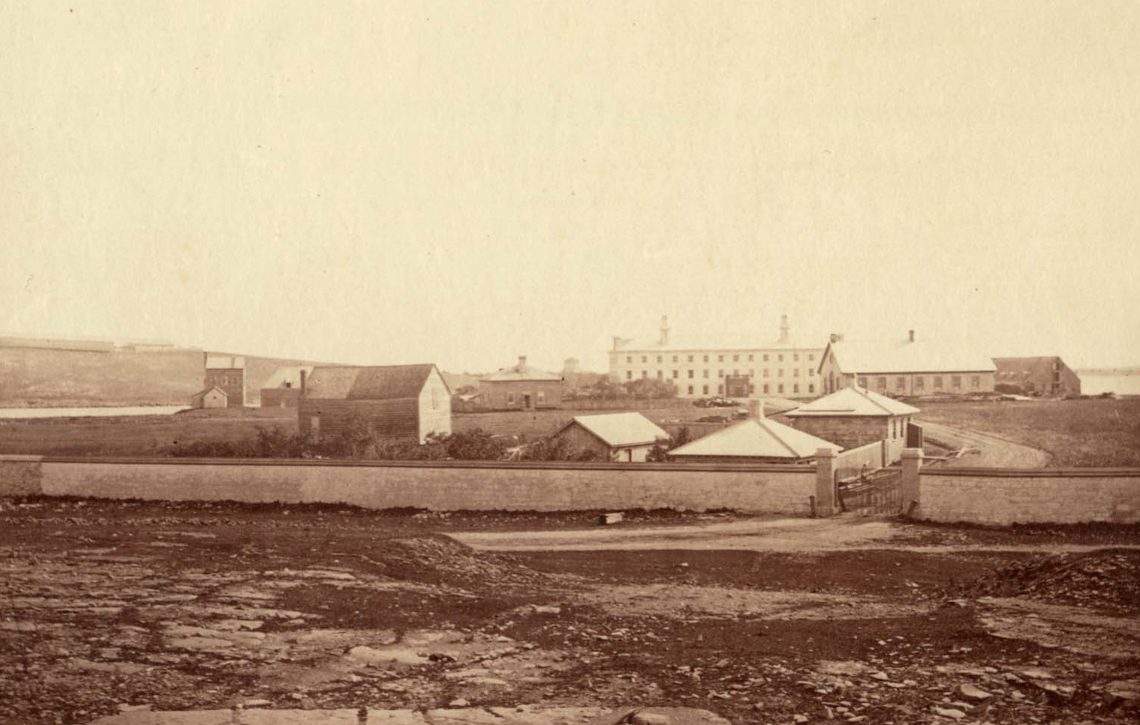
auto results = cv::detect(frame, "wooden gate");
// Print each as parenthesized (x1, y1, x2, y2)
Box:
(838, 468, 903, 515)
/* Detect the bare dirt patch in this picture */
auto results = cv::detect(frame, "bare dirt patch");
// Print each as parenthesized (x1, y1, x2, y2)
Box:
(2, 499, 1139, 725)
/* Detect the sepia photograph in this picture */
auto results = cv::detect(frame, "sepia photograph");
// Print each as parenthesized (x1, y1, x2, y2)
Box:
(2, 1, 1139, 723)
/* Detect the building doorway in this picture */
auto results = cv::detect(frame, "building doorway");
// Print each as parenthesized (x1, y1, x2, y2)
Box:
(523, 394, 532, 409)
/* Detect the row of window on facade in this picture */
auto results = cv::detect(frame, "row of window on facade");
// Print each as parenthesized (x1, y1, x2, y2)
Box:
(210, 374, 239, 386)
(626, 352, 815, 365)
(858, 375, 982, 392)
(497, 391, 546, 405)
(684, 382, 816, 396)
(626, 368, 815, 381)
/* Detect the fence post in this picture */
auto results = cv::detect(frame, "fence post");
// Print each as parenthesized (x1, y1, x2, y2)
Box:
(900, 447, 923, 517)
(815, 448, 837, 517)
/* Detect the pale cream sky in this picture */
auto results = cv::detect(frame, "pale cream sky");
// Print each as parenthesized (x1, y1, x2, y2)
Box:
(2, 1, 1138, 372)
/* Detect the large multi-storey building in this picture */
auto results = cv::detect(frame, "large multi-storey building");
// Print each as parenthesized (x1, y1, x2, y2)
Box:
(203, 353, 246, 408)
(608, 316, 826, 400)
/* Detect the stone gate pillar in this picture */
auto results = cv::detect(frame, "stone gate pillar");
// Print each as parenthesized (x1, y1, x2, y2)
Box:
(901, 447, 923, 517)
(815, 448, 837, 517)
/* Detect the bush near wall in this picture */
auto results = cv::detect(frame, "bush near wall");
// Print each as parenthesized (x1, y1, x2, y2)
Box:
(163, 415, 511, 462)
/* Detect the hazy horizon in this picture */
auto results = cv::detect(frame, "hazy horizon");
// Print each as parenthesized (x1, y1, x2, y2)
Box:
(4, 1, 1139, 374)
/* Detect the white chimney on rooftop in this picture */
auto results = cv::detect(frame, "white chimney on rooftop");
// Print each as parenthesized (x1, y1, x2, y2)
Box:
(779, 314, 790, 344)
(659, 315, 670, 346)
(517, 355, 527, 371)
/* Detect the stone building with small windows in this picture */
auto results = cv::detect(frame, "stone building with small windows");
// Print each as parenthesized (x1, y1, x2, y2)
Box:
(816, 331, 996, 397)
(608, 315, 826, 400)
(481, 356, 563, 410)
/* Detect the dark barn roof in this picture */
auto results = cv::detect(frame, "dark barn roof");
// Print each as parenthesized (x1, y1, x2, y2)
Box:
(303, 365, 443, 400)
(993, 356, 1064, 378)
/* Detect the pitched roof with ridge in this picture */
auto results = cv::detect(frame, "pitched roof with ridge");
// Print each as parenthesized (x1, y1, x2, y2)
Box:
(785, 386, 920, 417)
(557, 412, 669, 448)
(192, 385, 228, 399)
(483, 363, 562, 382)
(822, 338, 995, 375)
(260, 365, 315, 390)
(669, 417, 841, 460)
(303, 365, 445, 400)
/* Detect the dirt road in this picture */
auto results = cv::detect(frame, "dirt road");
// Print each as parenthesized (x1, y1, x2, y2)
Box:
(919, 420, 1052, 468)
(454, 516, 1140, 553)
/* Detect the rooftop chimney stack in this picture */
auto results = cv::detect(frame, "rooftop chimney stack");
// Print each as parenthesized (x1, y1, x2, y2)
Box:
(659, 315, 670, 346)
(299, 369, 307, 397)
(908, 329, 915, 343)
(779, 314, 790, 344)
(518, 355, 527, 372)
(748, 398, 765, 420)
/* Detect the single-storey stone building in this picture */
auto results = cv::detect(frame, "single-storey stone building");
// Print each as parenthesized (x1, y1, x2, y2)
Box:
(784, 386, 919, 464)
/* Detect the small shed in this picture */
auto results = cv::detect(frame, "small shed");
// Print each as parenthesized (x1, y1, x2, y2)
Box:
(552, 412, 670, 462)
(669, 416, 841, 464)
(190, 385, 228, 410)
(784, 386, 920, 463)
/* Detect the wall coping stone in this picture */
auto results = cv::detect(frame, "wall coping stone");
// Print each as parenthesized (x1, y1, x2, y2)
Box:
(1, 454, 815, 474)
(923, 467, 1140, 479)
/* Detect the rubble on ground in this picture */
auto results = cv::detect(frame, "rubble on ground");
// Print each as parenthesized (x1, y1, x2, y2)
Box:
(962, 550, 1140, 611)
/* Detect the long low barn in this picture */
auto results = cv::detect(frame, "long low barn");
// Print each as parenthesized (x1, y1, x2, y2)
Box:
(298, 364, 451, 444)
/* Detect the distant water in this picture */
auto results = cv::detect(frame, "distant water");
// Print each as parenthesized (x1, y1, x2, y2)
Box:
(1079, 374, 1140, 397)
(0, 405, 190, 419)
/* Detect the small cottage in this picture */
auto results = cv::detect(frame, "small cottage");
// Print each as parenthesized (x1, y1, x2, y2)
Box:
(190, 385, 228, 410)
(298, 364, 451, 444)
(551, 412, 670, 462)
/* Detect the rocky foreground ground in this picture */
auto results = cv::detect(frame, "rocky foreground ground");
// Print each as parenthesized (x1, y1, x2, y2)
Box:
(1, 500, 1138, 725)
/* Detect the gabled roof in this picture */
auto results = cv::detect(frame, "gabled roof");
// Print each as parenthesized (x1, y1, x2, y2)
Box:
(303, 364, 445, 400)
(557, 412, 669, 448)
(785, 386, 920, 418)
(483, 364, 562, 382)
(260, 365, 314, 390)
(192, 385, 228, 399)
(822, 338, 996, 375)
(670, 418, 841, 460)
(992, 357, 1069, 379)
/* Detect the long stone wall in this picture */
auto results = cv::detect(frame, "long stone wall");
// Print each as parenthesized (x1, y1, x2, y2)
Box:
(918, 467, 1140, 525)
(0, 456, 817, 514)
(6, 454, 1139, 525)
